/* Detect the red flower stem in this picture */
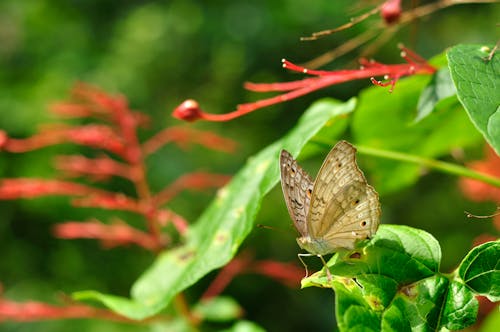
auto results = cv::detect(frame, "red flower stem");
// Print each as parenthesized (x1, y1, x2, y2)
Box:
(0, 299, 155, 322)
(210, 61, 434, 121)
(100, 95, 164, 249)
(201, 254, 252, 300)
(129, 145, 162, 248)
(174, 293, 200, 326)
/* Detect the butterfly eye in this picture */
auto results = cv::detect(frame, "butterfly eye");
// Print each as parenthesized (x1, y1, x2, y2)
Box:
(360, 221, 367, 227)
(352, 198, 360, 206)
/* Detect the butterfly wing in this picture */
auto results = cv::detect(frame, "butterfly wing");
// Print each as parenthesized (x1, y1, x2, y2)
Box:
(280, 150, 314, 237)
(307, 141, 380, 250)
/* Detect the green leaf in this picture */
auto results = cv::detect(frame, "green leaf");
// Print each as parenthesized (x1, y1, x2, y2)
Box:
(302, 225, 441, 288)
(415, 67, 457, 122)
(352, 66, 483, 195)
(441, 280, 478, 330)
(303, 225, 483, 331)
(388, 275, 450, 331)
(192, 296, 242, 322)
(458, 240, 500, 302)
(74, 98, 356, 319)
(447, 44, 500, 154)
(333, 279, 380, 332)
(220, 320, 266, 332)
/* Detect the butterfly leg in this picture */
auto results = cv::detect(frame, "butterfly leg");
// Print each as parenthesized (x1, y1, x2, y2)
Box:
(318, 255, 332, 282)
(297, 253, 313, 278)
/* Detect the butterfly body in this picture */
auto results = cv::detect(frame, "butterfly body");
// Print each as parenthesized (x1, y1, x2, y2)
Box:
(280, 141, 381, 258)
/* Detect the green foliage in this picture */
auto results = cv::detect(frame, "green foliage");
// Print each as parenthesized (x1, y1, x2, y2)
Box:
(352, 71, 482, 195)
(416, 67, 457, 123)
(75, 47, 498, 329)
(193, 296, 243, 322)
(75, 99, 356, 318)
(447, 44, 500, 154)
(301, 226, 495, 331)
(1, 1, 499, 330)
(221, 320, 266, 332)
(458, 241, 500, 302)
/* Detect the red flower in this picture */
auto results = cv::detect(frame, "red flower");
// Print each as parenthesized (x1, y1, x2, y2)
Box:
(172, 99, 204, 122)
(381, 0, 401, 24)
(460, 145, 500, 202)
(173, 47, 435, 122)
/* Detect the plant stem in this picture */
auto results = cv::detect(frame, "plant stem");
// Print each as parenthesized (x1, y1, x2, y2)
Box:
(174, 293, 200, 327)
(304, 0, 498, 68)
(355, 145, 500, 187)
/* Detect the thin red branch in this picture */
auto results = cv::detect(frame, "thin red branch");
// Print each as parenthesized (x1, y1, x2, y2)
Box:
(67, 84, 160, 241)
(55, 155, 134, 181)
(202, 253, 304, 300)
(50, 102, 150, 127)
(250, 260, 303, 287)
(53, 219, 165, 251)
(173, 47, 435, 122)
(0, 179, 105, 200)
(143, 126, 237, 155)
(72, 193, 142, 213)
(71, 192, 191, 237)
(0, 124, 126, 157)
(69, 83, 128, 121)
(244, 77, 321, 92)
(153, 172, 231, 206)
(55, 155, 135, 182)
(0, 299, 129, 322)
(156, 209, 190, 235)
(201, 253, 252, 300)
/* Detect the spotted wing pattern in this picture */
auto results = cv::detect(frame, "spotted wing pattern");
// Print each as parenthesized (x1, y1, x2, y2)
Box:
(280, 150, 314, 237)
(307, 141, 380, 250)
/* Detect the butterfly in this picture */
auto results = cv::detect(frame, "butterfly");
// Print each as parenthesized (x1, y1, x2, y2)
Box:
(279, 140, 381, 279)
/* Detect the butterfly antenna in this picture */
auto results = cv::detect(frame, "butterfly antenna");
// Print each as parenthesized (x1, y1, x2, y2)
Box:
(256, 224, 295, 236)
(464, 206, 500, 219)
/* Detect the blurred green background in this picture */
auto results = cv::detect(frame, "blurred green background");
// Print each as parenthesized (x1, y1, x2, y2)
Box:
(0, 1, 498, 331)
